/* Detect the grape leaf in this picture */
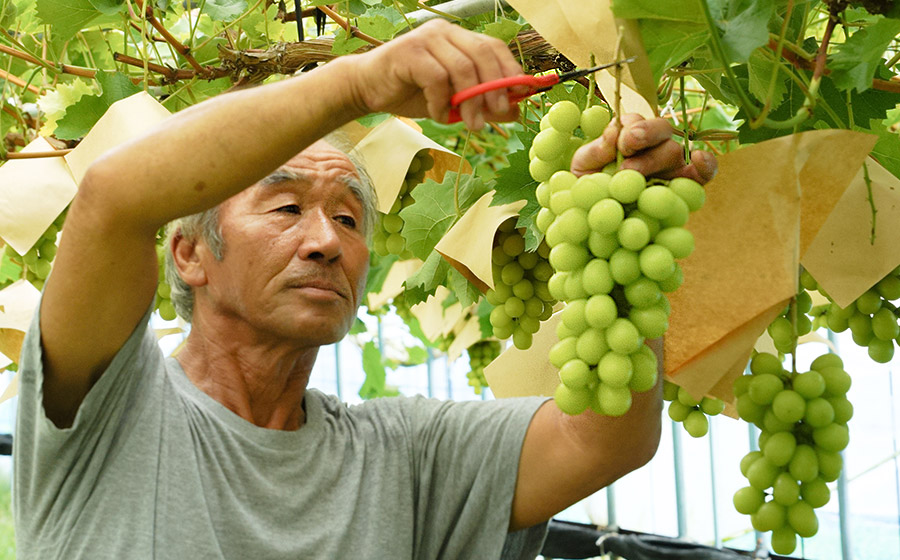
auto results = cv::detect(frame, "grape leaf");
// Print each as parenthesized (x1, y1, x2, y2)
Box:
(203, 0, 246, 22)
(747, 49, 787, 108)
(54, 72, 141, 139)
(611, 0, 705, 23)
(403, 345, 429, 366)
(861, 118, 900, 180)
(36, 0, 100, 42)
(403, 250, 449, 306)
(399, 172, 483, 261)
(36, 78, 95, 136)
(448, 267, 480, 309)
(490, 144, 542, 251)
(88, 0, 124, 15)
(829, 17, 900, 92)
(358, 341, 387, 399)
(482, 18, 523, 43)
(715, 0, 775, 63)
(634, 20, 709, 83)
(364, 253, 398, 299)
(349, 317, 368, 334)
(332, 28, 368, 55)
(475, 298, 495, 339)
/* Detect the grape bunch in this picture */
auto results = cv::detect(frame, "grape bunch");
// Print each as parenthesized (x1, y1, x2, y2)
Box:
(373, 149, 434, 257)
(466, 340, 502, 394)
(532, 140, 705, 415)
(155, 241, 177, 321)
(806, 267, 900, 363)
(528, 101, 610, 183)
(486, 217, 556, 350)
(766, 289, 814, 355)
(732, 351, 852, 554)
(4, 208, 67, 291)
(663, 380, 725, 438)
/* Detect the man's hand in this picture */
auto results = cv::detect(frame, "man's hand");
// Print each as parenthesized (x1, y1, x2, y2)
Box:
(572, 114, 718, 185)
(347, 19, 523, 130)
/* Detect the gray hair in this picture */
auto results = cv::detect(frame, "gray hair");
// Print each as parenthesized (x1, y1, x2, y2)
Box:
(164, 134, 376, 322)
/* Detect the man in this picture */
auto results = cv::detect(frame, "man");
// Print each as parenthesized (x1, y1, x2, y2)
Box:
(14, 20, 716, 559)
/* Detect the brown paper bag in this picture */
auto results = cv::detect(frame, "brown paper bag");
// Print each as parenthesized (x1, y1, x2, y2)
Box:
(350, 118, 467, 213)
(484, 312, 561, 398)
(505, 0, 655, 116)
(802, 157, 900, 308)
(435, 191, 526, 293)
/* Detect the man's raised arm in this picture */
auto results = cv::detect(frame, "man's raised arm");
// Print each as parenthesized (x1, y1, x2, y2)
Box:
(39, 20, 523, 427)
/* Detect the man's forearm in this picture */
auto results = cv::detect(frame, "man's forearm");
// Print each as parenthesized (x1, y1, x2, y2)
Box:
(81, 56, 365, 232)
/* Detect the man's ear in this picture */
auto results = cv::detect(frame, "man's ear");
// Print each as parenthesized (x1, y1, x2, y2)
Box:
(171, 231, 209, 288)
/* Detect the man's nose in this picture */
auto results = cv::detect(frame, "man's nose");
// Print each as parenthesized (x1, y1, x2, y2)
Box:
(299, 211, 342, 262)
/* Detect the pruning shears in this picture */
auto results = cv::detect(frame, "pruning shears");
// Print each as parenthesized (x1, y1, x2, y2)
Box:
(447, 56, 637, 124)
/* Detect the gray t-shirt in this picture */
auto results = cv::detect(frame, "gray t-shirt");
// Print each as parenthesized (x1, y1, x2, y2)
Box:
(14, 305, 549, 559)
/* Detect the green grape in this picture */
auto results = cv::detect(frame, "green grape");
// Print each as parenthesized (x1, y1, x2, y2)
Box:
(653, 227, 694, 259)
(550, 336, 579, 368)
(587, 199, 625, 234)
(772, 390, 806, 424)
(597, 352, 633, 387)
(663, 380, 680, 401)
(659, 196, 690, 228)
(676, 386, 699, 407)
(609, 249, 641, 285)
(773, 472, 801, 506)
(554, 383, 592, 415)
(549, 170, 577, 193)
(740, 451, 764, 477)
(588, 232, 619, 259)
(549, 243, 589, 272)
(733, 375, 752, 397)
(582, 259, 614, 295)
(700, 397, 726, 416)
(849, 312, 874, 346)
(532, 128, 569, 161)
(629, 348, 658, 392)
(751, 352, 784, 376)
(793, 370, 825, 399)
(557, 208, 590, 244)
(789, 445, 819, 483)
(800, 478, 831, 508)
(668, 400, 691, 422)
(518, 251, 538, 269)
(657, 266, 684, 292)
(747, 456, 780, 490)
(819, 366, 851, 396)
(624, 277, 662, 308)
(736, 394, 766, 426)
(562, 299, 589, 332)
(763, 409, 794, 433)
(608, 169, 646, 203)
(547, 100, 582, 133)
(817, 449, 843, 482)
(606, 318, 643, 354)
(617, 217, 651, 251)
(638, 245, 675, 281)
(855, 289, 882, 314)
(812, 423, 850, 452)
(828, 396, 854, 424)
(636, 186, 677, 219)
(804, 398, 835, 428)
(33, 259, 52, 279)
(512, 328, 532, 350)
(683, 410, 709, 437)
(810, 353, 843, 371)
(559, 358, 593, 389)
(733, 486, 765, 515)
(764, 431, 797, 467)
(748, 373, 784, 405)
(752, 501, 786, 532)
(575, 328, 607, 365)
(629, 306, 668, 338)
(771, 527, 798, 555)
(571, 173, 610, 208)
(580, 105, 611, 139)
(597, 383, 632, 416)
(530, 157, 562, 182)
(868, 338, 894, 363)
(787, 501, 818, 538)
(667, 177, 706, 211)
(876, 274, 900, 299)
(158, 299, 177, 321)
(584, 294, 617, 329)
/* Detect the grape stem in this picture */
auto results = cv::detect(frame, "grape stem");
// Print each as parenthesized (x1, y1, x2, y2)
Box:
(613, 26, 625, 167)
(862, 160, 877, 244)
(679, 76, 690, 166)
(454, 131, 472, 218)
(749, 0, 794, 127)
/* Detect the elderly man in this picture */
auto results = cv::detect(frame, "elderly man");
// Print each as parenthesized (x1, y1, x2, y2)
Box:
(14, 20, 715, 559)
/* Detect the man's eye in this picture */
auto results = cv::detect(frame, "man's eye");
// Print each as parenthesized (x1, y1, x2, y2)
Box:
(337, 215, 357, 228)
(276, 205, 300, 214)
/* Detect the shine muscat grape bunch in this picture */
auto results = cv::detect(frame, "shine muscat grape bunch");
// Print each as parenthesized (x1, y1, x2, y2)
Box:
(806, 267, 900, 364)
(373, 149, 435, 257)
(530, 100, 706, 417)
(466, 340, 502, 395)
(663, 380, 725, 438)
(486, 217, 556, 350)
(732, 351, 852, 555)
(4, 208, 67, 291)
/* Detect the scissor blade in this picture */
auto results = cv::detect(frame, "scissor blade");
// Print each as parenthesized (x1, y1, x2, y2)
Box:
(560, 56, 638, 81)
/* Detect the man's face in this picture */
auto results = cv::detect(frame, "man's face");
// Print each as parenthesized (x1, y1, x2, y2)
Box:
(194, 142, 369, 346)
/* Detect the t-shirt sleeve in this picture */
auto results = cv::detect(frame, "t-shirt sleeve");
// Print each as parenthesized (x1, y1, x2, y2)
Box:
(13, 299, 161, 537)
(406, 395, 551, 560)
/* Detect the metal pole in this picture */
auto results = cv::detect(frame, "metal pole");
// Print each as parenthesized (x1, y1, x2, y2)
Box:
(672, 420, 688, 538)
(334, 342, 342, 400)
(426, 348, 434, 398)
(708, 418, 721, 548)
(889, 369, 900, 559)
(747, 420, 764, 548)
(445, 355, 453, 400)
(402, 0, 510, 27)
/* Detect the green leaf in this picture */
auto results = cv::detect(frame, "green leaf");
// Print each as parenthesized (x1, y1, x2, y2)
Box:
(490, 142, 541, 250)
(403, 250, 449, 305)
(830, 17, 900, 92)
(475, 298, 494, 339)
(862, 118, 900, 180)
(332, 28, 368, 55)
(716, 0, 775, 63)
(611, 0, 705, 23)
(482, 17, 523, 43)
(359, 341, 386, 399)
(88, 0, 124, 15)
(0, 252, 22, 284)
(356, 6, 406, 40)
(747, 49, 787, 108)
(54, 71, 142, 140)
(448, 267, 480, 309)
(36, 78, 96, 136)
(203, 0, 246, 21)
(36, 0, 101, 42)
(364, 252, 398, 300)
(399, 172, 483, 260)
(637, 20, 710, 83)
(545, 82, 588, 109)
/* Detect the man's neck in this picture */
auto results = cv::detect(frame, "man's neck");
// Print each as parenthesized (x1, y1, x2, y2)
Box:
(176, 322, 318, 431)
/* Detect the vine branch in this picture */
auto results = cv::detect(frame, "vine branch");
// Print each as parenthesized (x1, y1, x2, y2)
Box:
(0, 68, 41, 95)
(317, 5, 384, 46)
(134, 0, 210, 76)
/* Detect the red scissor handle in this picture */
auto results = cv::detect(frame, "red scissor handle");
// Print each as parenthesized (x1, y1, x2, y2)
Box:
(447, 74, 561, 124)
